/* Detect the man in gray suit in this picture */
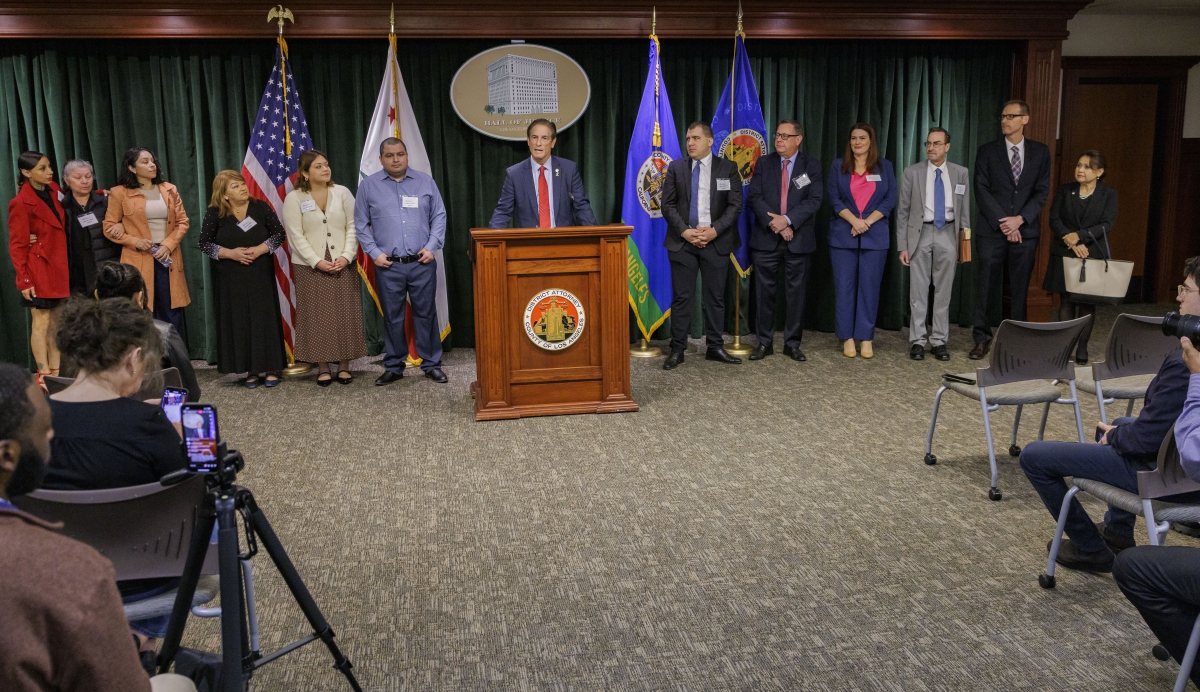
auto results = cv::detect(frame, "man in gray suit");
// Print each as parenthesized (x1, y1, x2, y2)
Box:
(897, 127, 970, 361)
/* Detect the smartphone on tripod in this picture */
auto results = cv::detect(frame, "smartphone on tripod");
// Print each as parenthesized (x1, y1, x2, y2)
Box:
(181, 403, 220, 473)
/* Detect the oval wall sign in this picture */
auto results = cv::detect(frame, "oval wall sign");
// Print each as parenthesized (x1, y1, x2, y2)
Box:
(450, 44, 591, 142)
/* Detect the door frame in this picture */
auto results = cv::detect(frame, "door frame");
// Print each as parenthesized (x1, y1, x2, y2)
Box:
(1059, 56, 1198, 303)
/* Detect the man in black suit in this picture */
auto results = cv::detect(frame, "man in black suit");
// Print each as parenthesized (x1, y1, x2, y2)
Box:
(661, 122, 744, 370)
(970, 99, 1052, 359)
(746, 119, 823, 362)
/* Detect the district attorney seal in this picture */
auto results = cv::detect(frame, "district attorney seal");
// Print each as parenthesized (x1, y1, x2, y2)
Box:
(524, 289, 585, 351)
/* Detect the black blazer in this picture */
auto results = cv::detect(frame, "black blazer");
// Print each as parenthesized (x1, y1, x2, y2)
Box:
(1048, 182, 1119, 258)
(661, 155, 743, 255)
(746, 151, 823, 254)
(973, 137, 1052, 239)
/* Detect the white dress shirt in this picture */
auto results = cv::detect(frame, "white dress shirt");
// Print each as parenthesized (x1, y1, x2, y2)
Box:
(1005, 137, 1026, 178)
(923, 160, 955, 223)
(693, 152, 712, 228)
(531, 156, 556, 228)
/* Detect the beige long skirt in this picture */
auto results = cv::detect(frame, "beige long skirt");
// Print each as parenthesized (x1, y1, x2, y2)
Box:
(291, 251, 368, 364)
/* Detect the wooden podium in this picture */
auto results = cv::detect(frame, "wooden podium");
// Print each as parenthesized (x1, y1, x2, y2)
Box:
(469, 225, 639, 420)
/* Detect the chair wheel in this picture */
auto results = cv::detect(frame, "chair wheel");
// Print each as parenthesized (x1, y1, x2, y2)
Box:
(989, 487, 1003, 501)
(1038, 574, 1055, 589)
(924, 453, 937, 466)
(1152, 644, 1171, 661)
(1009, 444, 1021, 457)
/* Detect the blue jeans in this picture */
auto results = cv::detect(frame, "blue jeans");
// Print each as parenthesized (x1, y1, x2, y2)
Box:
(121, 577, 182, 639)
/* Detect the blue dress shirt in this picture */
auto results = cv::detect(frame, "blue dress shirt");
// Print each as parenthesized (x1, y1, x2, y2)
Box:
(1179, 374, 1200, 480)
(354, 168, 447, 259)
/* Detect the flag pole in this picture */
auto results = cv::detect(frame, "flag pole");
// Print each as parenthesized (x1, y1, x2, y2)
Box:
(725, 1, 753, 358)
(631, 6, 663, 359)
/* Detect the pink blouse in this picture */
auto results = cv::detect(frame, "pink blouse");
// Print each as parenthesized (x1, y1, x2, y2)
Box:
(849, 171, 876, 218)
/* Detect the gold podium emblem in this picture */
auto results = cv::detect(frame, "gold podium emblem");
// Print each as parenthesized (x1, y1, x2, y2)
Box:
(524, 289, 585, 351)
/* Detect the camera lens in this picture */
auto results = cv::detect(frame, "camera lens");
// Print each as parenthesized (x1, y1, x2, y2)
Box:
(1162, 311, 1200, 343)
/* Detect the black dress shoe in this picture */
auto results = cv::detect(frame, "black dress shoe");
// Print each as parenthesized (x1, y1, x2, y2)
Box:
(931, 345, 950, 361)
(782, 345, 806, 362)
(425, 367, 448, 383)
(968, 342, 990, 360)
(909, 343, 925, 360)
(705, 348, 742, 364)
(1047, 539, 1115, 573)
(375, 370, 403, 386)
(663, 351, 685, 370)
(1096, 521, 1136, 554)
(748, 344, 773, 360)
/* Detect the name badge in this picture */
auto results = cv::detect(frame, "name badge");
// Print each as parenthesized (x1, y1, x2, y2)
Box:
(402, 195, 420, 209)
(237, 216, 258, 232)
(954, 184, 967, 195)
(76, 212, 99, 227)
(793, 174, 810, 189)
(57, 190, 64, 202)
(866, 174, 883, 182)
(716, 178, 731, 191)
(299, 200, 318, 213)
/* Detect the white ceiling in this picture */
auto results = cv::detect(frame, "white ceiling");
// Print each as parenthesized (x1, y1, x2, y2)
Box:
(1080, 0, 1200, 14)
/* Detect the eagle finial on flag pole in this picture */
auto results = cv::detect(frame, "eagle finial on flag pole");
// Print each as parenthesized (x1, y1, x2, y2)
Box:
(267, 5, 293, 34)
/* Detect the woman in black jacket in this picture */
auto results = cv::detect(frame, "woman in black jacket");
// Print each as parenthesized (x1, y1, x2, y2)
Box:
(1043, 150, 1118, 364)
(61, 159, 118, 294)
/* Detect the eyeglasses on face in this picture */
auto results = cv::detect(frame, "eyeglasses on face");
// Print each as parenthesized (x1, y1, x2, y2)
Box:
(1000, 113, 1025, 121)
(774, 133, 800, 140)
(924, 141, 947, 148)
(1179, 284, 1199, 297)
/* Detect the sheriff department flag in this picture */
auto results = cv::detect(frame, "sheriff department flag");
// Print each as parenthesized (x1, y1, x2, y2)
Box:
(622, 35, 681, 341)
(358, 34, 451, 358)
(711, 31, 767, 277)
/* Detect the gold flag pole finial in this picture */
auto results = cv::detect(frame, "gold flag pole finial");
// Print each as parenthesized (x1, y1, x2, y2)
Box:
(390, 3, 395, 35)
(651, 6, 657, 37)
(737, 0, 743, 34)
(268, 4, 293, 34)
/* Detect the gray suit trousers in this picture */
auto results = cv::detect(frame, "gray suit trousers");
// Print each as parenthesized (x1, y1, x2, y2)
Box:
(909, 222, 957, 347)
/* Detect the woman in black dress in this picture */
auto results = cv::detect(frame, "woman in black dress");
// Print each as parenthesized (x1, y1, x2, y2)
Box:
(1043, 150, 1118, 364)
(198, 170, 287, 388)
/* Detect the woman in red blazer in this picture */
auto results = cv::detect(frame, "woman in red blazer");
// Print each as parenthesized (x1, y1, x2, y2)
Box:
(8, 151, 70, 384)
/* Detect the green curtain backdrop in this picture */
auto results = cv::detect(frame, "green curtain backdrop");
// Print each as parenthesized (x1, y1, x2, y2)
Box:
(0, 38, 1012, 367)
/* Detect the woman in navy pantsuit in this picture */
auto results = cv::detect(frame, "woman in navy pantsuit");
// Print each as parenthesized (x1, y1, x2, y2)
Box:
(826, 123, 897, 359)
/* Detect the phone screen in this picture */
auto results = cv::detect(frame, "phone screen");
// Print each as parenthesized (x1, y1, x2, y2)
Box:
(160, 387, 187, 424)
(181, 404, 220, 473)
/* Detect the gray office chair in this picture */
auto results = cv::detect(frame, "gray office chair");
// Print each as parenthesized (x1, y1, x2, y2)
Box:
(925, 315, 1091, 501)
(43, 367, 182, 400)
(1038, 426, 1200, 692)
(1071, 314, 1181, 424)
(13, 473, 257, 646)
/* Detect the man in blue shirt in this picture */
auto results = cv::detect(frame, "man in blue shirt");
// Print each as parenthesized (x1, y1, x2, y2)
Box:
(355, 138, 448, 385)
(1019, 257, 1200, 573)
(1113, 307, 1200, 686)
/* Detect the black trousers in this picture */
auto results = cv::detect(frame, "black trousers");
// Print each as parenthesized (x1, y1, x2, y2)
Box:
(1053, 297, 1097, 357)
(752, 245, 811, 350)
(668, 244, 728, 352)
(1114, 546, 1200, 686)
(972, 234, 1038, 345)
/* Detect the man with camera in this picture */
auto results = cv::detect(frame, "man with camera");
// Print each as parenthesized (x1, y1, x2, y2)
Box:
(1113, 327, 1200, 687)
(1018, 257, 1200, 573)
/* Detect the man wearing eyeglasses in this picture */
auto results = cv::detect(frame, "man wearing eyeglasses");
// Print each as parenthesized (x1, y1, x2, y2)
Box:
(969, 99, 1051, 360)
(745, 119, 823, 362)
(896, 127, 969, 361)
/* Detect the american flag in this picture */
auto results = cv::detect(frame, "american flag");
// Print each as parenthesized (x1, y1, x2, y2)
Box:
(241, 37, 310, 362)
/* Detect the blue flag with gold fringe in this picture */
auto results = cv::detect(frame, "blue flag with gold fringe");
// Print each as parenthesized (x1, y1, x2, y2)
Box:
(711, 33, 767, 276)
(622, 36, 681, 341)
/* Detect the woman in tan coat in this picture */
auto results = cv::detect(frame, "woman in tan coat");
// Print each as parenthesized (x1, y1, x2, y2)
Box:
(103, 147, 191, 334)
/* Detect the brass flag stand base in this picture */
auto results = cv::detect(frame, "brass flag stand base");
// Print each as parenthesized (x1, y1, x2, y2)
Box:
(630, 338, 661, 358)
(282, 361, 313, 377)
(725, 274, 754, 356)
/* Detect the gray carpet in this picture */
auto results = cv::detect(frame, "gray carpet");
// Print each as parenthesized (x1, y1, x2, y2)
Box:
(175, 304, 1198, 691)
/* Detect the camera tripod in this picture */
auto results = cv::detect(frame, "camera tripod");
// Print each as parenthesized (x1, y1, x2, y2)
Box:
(157, 447, 362, 691)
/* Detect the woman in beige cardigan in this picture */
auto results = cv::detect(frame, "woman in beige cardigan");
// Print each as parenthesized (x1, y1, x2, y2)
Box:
(282, 150, 366, 386)
(102, 147, 191, 335)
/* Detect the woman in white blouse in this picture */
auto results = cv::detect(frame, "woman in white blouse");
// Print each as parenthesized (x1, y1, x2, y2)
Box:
(281, 150, 366, 386)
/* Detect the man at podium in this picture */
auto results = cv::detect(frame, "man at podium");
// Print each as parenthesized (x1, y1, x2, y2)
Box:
(488, 119, 597, 229)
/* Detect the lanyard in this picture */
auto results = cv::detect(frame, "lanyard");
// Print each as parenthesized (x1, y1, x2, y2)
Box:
(0, 497, 16, 511)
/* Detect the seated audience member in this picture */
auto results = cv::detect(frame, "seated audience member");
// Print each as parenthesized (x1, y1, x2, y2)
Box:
(1114, 334, 1200, 688)
(0, 363, 196, 692)
(42, 296, 189, 661)
(1019, 256, 1200, 572)
(92, 262, 200, 401)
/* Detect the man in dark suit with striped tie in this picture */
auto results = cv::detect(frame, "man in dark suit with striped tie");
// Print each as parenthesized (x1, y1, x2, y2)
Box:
(970, 99, 1051, 360)
(488, 119, 597, 229)
(660, 121, 744, 370)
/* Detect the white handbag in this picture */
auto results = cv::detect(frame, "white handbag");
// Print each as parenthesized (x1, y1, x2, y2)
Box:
(1062, 225, 1132, 305)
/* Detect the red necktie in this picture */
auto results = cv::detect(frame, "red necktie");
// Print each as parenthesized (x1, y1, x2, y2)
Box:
(538, 166, 551, 229)
(780, 160, 789, 212)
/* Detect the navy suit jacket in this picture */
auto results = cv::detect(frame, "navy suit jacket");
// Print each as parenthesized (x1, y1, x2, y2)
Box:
(487, 156, 597, 229)
(826, 158, 897, 251)
(660, 155, 743, 256)
(973, 137, 1051, 239)
(1108, 350, 1191, 464)
(746, 151, 823, 255)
